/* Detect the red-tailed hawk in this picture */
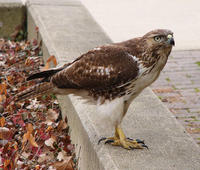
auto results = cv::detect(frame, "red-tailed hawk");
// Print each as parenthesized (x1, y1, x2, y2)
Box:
(15, 29, 175, 149)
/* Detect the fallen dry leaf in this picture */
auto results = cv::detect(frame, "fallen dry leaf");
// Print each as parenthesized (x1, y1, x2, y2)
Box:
(0, 117, 5, 127)
(53, 156, 74, 170)
(186, 127, 200, 134)
(0, 82, 7, 95)
(35, 165, 40, 170)
(38, 153, 51, 163)
(45, 137, 55, 149)
(57, 120, 68, 132)
(4, 159, 11, 169)
(46, 125, 53, 133)
(57, 151, 65, 161)
(163, 96, 185, 103)
(22, 123, 38, 149)
(43, 55, 57, 70)
(46, 109, 59, 122)
(0, 94, 6, 103)
(0, 127, 10, 139)
(0, 38, 76, 169)
(153, 88, 174, 93)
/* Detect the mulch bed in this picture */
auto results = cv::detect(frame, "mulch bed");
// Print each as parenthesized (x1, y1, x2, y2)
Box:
(0, 38, 76, 170)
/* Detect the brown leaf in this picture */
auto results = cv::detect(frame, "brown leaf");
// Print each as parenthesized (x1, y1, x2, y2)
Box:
(22, 133, 28, 148)
(186, 127, 200, 134)
(38, 153, 53, 163)
(4, 158, 14, 169)
(43, 55, 57, 70)
(45, 137, 55, 148)
(7, 75, 14, 85)
(0, 103, 4, 113)
(46, 125, 53, 133)
(0, 94, 6, 103)
(0, 127, 11, 140)
(57, 120, 68, 132)
(57, 151, 65, 161)
(29, 134, 39, 147)
(0, 117, 5, 127)
(4, 159, 11, 169)
(46, 109, 59, 122)
(0, 82, 7, 95)
(35, 165, 40, 170)
(46, 55, 57, 67)
(164, 96, 185, 103)
(153, 88, 174, 93)
(53, 156, 74, 170)
(27, 123, 33, 133)
(22, 123, 38, 149)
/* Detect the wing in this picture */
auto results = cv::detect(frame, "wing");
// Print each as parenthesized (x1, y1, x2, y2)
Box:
(51, 45, 139, 91)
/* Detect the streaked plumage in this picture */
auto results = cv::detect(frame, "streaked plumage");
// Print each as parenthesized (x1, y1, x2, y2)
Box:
(15, 29, 175, 149)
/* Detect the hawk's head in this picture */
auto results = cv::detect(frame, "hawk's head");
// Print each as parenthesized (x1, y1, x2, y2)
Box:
(142, 29, 174, 54)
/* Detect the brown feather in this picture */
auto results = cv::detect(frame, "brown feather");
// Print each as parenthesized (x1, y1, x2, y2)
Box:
(15, 82, 54, 102)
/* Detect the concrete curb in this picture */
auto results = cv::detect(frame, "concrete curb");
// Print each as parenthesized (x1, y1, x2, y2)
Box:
(0, 0, 23, 7)
(27, 0, 200, 169)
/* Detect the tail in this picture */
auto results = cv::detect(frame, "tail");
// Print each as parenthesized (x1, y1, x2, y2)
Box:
(27, 64, 69, 81)
(14, 64, 69, 102)
(15, 82, 54, 102)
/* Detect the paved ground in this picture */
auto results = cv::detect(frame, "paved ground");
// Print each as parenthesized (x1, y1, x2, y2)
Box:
(151, 50, 200, 146)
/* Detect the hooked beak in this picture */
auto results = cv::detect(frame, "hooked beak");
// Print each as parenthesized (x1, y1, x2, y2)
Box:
(167, 34, 175, 46)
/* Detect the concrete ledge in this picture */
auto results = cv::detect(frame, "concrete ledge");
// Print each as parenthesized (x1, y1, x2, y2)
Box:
(0, 0, 23, 7)
(27, 0, 200, 169)
(0, 0, 25, 38)
(26, 0, 81, 6)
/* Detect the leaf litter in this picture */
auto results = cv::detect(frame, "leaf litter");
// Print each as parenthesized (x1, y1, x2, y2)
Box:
(0, 38, 76, 170)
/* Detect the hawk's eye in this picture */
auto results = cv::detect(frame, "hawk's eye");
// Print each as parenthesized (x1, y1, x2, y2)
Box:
(154, 36, 161, 42)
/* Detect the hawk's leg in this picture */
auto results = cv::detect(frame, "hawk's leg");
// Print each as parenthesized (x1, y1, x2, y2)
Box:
(98, 125, 148, 150)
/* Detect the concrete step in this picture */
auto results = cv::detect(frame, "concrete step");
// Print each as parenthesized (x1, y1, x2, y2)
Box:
(27, 0, 200, 169)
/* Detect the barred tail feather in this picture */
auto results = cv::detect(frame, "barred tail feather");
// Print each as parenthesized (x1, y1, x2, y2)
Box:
(27, 64, 69, 81)
(15, 82, 54, 102)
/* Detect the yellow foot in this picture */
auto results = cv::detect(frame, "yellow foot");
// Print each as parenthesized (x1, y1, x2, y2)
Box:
(98, 137, 148, 149)
(98, 125, 148, 150)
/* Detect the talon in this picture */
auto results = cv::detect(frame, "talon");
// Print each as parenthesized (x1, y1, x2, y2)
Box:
(142, 144, 149, 149)
(105, 139, 114, 144)
(98, 137, 106, 145)
(126, 138, 144, 144)
(136, 139, 145, 144)
(126, 137, 133, 140)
